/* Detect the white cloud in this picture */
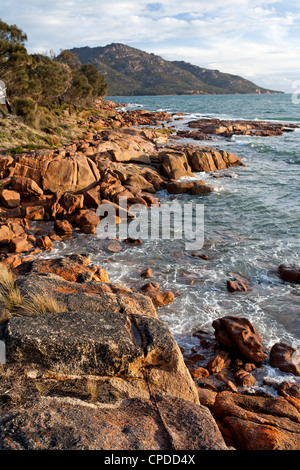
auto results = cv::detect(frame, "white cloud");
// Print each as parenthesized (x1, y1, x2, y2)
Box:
(1, 0, 300, 91)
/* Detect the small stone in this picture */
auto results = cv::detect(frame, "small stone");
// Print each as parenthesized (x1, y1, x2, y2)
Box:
(141, 268, 152, 278)
(190, 367, 209, 379)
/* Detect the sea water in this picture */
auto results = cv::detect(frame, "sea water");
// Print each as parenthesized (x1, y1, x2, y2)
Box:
(41, 94, 300, 390)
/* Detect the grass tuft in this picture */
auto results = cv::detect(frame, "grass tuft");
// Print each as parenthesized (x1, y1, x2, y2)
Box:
(0, 264, 23, 311)
(21, 292, 65, 316)
(0, 263, 65, 316)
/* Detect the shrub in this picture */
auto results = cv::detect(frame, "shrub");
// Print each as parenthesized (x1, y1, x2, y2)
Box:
(12, 97, 37, 122)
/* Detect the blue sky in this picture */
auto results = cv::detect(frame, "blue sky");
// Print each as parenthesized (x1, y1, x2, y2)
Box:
(1, 0, 300, 92)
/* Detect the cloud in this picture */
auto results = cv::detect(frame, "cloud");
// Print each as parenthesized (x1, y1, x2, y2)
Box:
(1, 0, 300, 91)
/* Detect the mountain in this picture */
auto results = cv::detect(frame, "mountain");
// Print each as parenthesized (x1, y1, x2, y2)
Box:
(70, 43, 280, 96)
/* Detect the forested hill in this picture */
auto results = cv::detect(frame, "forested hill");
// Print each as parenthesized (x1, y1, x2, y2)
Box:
(71, 43, 280, 96)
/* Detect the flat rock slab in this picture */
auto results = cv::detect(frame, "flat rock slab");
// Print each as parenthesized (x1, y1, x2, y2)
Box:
(0, 395, 227, 450)
(15, 272, 157, 318)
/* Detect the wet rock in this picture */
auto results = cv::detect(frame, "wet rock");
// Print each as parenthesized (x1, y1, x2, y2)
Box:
(270, 343, 300, 377)
(212, 316, 267, 363)
(234, 369, 255, 387)
(166, 180, 214, 195)
(124, 238, 142, 246)
(160, 149, 194, 180)
(140, 282, 175, 307)
(141, 268, 153, 278)
(187, 118, 290, 138)
(107, 242, 123, 253)
(278, 264, 300, 284)
(227, 273, 250, 293)
(36, 236, 53, 250)
(53, 219, 73, 236)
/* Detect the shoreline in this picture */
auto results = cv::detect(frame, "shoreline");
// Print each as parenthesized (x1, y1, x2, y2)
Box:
(0, 100, 299, 450)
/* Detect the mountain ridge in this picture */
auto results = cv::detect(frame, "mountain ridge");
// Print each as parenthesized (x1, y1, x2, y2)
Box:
(70, 43, 281, 96)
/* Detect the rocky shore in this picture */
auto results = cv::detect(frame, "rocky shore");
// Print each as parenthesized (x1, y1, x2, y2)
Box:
(0, 100, 299, 450)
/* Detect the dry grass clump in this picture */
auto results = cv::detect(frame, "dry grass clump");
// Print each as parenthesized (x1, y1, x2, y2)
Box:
(0, 263, 65, 317)
(0, 264, 23, 314)
(0, 263, 17, 292)
(21, 292, 65, 317)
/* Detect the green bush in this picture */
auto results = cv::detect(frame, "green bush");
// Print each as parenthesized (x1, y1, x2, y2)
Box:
(12, 97, 37, 126)
(12, 97, 36, 117)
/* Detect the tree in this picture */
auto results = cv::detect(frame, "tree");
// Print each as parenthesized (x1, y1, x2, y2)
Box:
(80, 63, 108, 97)
(29, 55, 71, 106)
(56, 49, 81, 71)
(0, 19, 27, 61)
(57, 50, 108, 107)
(0, 19, 28, 81)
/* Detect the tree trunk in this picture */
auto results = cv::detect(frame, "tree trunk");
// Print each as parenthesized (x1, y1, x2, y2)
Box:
(5, 98, 12, 113)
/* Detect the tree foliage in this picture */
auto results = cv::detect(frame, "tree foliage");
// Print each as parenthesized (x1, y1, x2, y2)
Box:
(57, 50, 108, 106)
(0, 19, 108, 124)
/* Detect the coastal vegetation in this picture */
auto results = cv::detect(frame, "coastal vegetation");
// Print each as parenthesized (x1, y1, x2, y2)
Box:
(0, 19, 108, 149)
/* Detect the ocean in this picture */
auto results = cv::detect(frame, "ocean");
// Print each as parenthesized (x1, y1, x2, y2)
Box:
(45, 93, 300, 391)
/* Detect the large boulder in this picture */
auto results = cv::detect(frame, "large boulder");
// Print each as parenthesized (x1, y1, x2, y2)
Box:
(5, 273, 198, 405)
(160, 149, 194, 180)
(212, 316, 268, 363)
(185, 146, 245, 172)
(14, 271, 157, 319)
(42, 154, 100, 193)
(12, 150, 100, 194)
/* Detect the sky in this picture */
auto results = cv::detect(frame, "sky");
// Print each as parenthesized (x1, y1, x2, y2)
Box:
(1, 0, 300, 92)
